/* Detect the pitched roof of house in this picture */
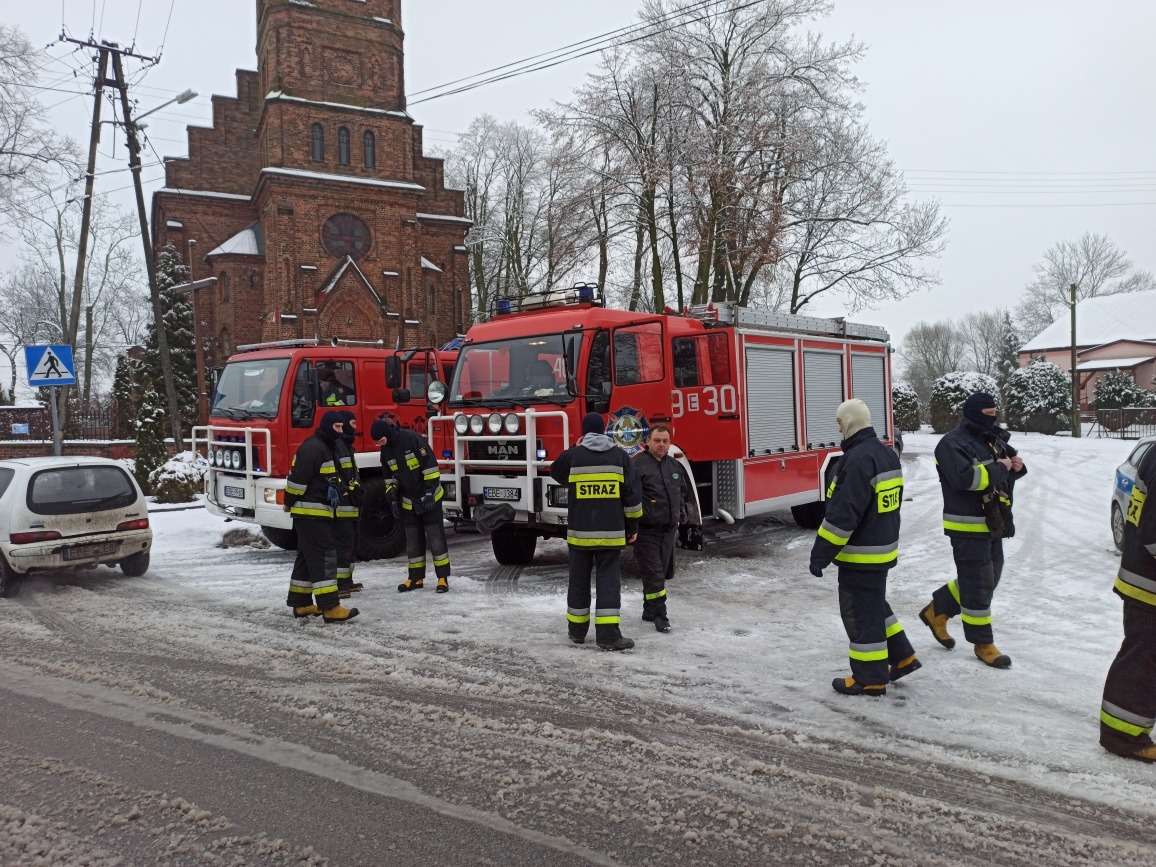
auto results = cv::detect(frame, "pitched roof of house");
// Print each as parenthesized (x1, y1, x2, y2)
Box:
(1020, 290, 1156, 352)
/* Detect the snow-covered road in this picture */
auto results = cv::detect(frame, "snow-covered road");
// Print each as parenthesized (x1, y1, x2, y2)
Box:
(1, 432, 1154, 865)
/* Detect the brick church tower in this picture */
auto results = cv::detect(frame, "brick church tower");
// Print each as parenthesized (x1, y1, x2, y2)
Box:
(152, 0, 471, 368)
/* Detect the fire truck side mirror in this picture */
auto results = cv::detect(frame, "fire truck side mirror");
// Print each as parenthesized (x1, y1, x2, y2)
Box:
(392, 388, 412, 404)
(385, 356, 403, 389)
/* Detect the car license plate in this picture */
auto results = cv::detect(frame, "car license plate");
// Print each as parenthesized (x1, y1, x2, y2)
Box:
(484, 486, 520, 502)
(63, 542, 117, 561)
(224, 485, 245, 499)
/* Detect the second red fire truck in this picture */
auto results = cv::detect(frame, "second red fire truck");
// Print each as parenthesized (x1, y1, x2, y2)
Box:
(193, 341, 456, 559)
(432, 284, 896, 565)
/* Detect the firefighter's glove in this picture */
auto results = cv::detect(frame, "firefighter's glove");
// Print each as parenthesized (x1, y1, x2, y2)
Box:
(808, 561, 824, 578)
(421, 492, 436, 511)
(326, 483, 342, 510)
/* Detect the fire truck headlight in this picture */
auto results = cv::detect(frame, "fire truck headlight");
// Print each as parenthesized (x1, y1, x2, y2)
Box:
(503, 413, 521, 435)
(454, 414, 469, 435)
(468, 414, 485, 435)
(548, 485, 568, 507)
(442, 481, 457, 500)
(536, 448, 548, 461)
(213, 449, 223, 467)
(263, 488, 278, 505)
(487, 413, 503, 434)
(230, 450, 242, 470)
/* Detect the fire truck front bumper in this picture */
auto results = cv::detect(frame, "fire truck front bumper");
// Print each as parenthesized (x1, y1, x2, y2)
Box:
(205, 473, 291, 529)
(441, 471, 568, 534)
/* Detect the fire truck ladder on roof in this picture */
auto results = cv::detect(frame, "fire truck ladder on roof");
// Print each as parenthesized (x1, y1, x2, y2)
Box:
(687, 302, 890, 343)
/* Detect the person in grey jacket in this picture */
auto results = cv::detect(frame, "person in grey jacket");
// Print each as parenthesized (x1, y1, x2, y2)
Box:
(632, 423, 685, 633)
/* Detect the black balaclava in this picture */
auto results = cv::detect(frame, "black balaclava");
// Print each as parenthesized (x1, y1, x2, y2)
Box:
(962, 392, 998, 433)
(317, 410, 344, 445)
(337, 410, 357, 446)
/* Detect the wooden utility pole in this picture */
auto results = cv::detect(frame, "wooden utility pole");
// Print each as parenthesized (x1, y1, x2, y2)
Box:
(1070, 282, 1080, 438)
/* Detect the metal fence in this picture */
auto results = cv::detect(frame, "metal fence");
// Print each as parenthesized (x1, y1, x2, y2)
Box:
(1093, 408, 1156, 440)
(0, 400, 127, 441)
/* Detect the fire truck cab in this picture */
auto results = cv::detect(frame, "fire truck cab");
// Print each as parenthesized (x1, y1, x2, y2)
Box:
(432, 284, 894, 566)
(193, 340, 455, 559)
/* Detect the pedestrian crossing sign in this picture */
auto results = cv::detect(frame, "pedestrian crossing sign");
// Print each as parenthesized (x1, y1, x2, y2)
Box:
(24, 344, 77, 387)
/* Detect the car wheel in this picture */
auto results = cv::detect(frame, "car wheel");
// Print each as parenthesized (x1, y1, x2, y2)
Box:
(120, 550, 150, 577)
(1111, 502, 1126, 553)
(0, 555, 21, 598)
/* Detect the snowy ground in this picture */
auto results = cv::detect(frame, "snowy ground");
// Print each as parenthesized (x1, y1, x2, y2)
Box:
(1, 431, 1154, 865)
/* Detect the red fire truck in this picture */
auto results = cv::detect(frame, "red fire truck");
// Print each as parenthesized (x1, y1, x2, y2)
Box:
(193, 340, 456, 559)
(431, 284, 895, 565)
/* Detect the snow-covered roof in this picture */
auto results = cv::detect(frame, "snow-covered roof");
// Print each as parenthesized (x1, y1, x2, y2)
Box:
(206, 222, 264, 258)
(417, 212, 473, 225)
(264, 91, 411, 120)
(420, 257, 442, 273)
(318, 256, 383, 307)
(1075, 355, 1156, 371)
(156, 187, 251, 202)
(1020, 290, 1156, 352)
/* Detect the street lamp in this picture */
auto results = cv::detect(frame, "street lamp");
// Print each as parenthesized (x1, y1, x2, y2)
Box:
(132, 89, 197, 129)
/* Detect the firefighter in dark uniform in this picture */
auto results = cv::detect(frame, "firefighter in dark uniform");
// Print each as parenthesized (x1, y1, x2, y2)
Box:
(809, 399, 917, 696)
(919, 392, 1026, 668)
(550, 412, 643, 651)
(631, 422, 685, 634)
(370, 416, 451, 594)
(284, 410, 359, 623)
(1100, 444, 1156, 763)
(333, 410, 363, 597)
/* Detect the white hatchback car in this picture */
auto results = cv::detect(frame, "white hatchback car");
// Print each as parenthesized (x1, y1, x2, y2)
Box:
(0, 456, 153, 597)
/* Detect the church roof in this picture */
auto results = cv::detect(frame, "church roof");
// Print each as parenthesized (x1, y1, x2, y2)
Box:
(1020, 290, 1156, 352)
(420, 257, 443, 273)
(318, 256, 384, 307)
(206, 222, 265, 258)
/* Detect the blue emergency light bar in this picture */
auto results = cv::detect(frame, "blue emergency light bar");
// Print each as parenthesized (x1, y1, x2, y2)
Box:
(490, 282, 604, 317)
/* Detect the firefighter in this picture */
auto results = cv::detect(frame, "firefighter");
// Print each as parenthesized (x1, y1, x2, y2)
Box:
(809, 399, 917, 696)
(370, 416, 451, 594)
(919, 392, 1026, 668)
(1100, 443, 1156, 763)
(632, 422, 685, 634)
(318, 363, 353, 406)
(333, 410, 363, 598)
(284, 410, 359, 623)
(550, 412, 643, 651)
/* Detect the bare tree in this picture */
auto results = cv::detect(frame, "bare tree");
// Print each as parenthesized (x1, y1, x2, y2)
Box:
(0, 26, 73, 228)
(1016, 232, 1156, 339)
(958, 309, 1009, 378)
(900, 320, 965, 407)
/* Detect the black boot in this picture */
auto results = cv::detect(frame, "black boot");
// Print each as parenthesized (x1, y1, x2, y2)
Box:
(596, 628, 635, 651)
(653, 615, 671, 633)
(641, 603, 656, 623)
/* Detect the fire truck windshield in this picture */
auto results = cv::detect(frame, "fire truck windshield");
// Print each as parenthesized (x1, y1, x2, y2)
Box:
(450, 333, 579, 408)
(211, 358, 291, 420)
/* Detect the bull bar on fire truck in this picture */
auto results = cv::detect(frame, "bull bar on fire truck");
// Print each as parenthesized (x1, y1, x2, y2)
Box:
(433, 409, 572, 535)
(192, 425, 284, 526)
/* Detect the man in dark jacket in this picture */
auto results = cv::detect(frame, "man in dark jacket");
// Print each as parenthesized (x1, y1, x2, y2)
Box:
(810, 399, 917, 696)
(333, 410, 363, 597)
(920, 392, 1026, 668)
(371, 416, 451, 594)
(1100, 445, 1156, 763)
(550, 412, 643, 651)
(632, 423, 685, 633)
(283, 410, 359, 623)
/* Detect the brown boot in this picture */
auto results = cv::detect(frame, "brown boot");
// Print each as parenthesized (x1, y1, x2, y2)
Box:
(1101, 739, 1156, 764)
(322, 605, 360, 624)
(973, 643, 1011, 668)
(293, 605, 321, 619)
(919, 601, 955, 649)
(889, 654, 922, 682)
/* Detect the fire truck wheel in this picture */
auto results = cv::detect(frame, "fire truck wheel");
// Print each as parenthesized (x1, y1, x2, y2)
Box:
(356, 476, 406, 561)
(491, 525, 537, 566)
(261, 526, 299, 551)
(790, 501, 826, 530)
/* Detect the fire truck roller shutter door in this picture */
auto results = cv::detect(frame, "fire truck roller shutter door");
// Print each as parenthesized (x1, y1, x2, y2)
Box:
(851, 354, 888, 441)
(745, 348, 796, 454)
(804, 351, 845, 447)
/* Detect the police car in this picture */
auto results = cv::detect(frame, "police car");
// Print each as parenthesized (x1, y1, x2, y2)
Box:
(1111, 437, 1156, 552)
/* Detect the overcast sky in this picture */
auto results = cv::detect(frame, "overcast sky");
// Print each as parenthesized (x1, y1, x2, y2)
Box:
(8, 0, 1156, 350)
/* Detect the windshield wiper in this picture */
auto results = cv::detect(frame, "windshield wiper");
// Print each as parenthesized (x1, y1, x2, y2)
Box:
(213, 407, 251, 420)
(452, 396, 514, 408)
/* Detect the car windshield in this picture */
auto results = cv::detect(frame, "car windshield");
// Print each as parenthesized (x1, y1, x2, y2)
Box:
(211, 358, 291, 419)
(449, 333, 580, 408)
(28, 465, 137, 515)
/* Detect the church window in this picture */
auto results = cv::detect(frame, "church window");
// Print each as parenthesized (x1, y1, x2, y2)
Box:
(219, 272, 230, 302)
(363, 131, 376, 169)
(311, 124, 324, 162)
(338, 127, 350, 166)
